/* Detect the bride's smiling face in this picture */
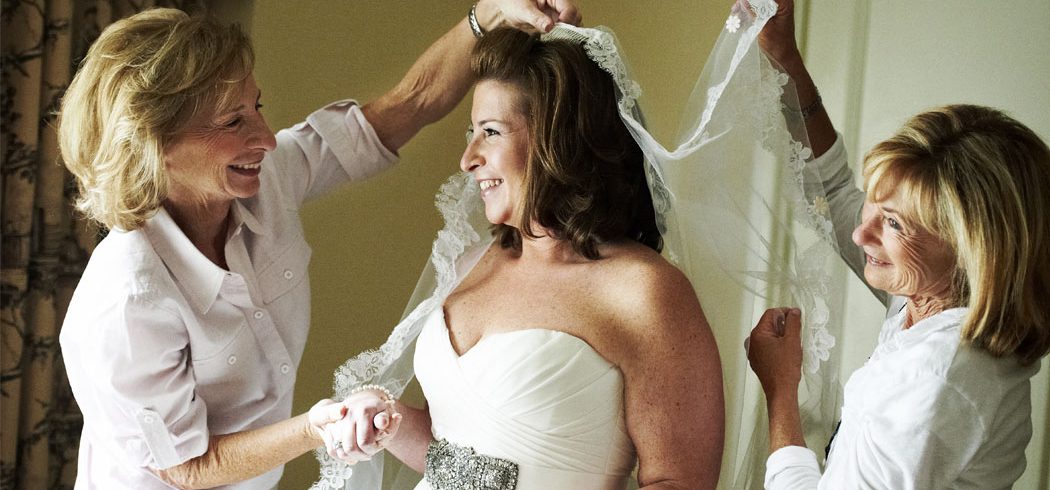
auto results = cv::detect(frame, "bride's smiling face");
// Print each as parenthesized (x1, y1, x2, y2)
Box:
(460, 80, 530, 227)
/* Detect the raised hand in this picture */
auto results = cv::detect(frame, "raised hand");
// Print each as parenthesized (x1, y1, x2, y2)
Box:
(745, 307, 803, 399)
(475, 0, 582, 34)
(756, 0, 798, 63)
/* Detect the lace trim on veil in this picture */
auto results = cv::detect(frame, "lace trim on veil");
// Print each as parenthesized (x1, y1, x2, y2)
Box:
(312, 174, 490, 489)
(546, 10, 836, 372)
(331, 174, 482, 400)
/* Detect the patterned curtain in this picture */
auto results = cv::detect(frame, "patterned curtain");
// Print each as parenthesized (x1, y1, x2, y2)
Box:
(1, 1, 201, 488)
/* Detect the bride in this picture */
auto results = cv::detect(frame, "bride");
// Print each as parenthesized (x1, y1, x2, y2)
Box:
(314, 1, 845, 488)
(322, 26, 725, 490)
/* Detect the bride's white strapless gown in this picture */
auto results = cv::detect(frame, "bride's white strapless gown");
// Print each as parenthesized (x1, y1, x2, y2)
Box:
(412, 308, 637, 490)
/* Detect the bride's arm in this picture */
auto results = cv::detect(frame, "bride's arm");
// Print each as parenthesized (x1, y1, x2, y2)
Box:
(381, 402, 433, 473)
(605, 260, 725, 489)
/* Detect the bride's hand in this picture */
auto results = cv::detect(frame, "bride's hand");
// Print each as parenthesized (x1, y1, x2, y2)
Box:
(324, 390, 403, 464)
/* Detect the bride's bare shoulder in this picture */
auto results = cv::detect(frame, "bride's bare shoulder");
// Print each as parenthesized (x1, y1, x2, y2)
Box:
(596, 241, 694, 296)
(588, 240, 715, 369)
(594, 241, 705, 326)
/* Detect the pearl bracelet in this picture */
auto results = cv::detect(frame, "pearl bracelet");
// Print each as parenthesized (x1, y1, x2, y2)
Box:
(350, 384, 395, 401)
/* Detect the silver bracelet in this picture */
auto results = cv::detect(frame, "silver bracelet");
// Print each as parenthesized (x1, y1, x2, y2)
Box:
(799, 92, 824, 120)
(350, 384, 394, 401)
(784, 88, 824, 120)
(468, 2, 485, 38)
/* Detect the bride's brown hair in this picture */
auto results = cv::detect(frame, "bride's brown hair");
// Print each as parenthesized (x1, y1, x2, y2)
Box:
(471, 27, 661, 260)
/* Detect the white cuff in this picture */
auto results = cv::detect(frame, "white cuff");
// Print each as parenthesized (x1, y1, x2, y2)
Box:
(305, 99, 398, 181)
(765, 445, 821, 490)
(811, 132, 848, 183)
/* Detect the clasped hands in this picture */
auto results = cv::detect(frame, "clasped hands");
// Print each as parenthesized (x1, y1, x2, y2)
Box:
(309, 389, 402, 465)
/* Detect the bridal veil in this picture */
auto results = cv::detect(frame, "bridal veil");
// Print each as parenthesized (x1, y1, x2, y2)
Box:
(313, 1, 846, 488)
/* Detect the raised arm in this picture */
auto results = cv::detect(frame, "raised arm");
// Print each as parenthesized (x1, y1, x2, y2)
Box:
(747, 307, 996, 489)
(758, 0, 887, 303)
(757, 0, 834, 158)
(363, 0, 581, 152)
(745, 308, 817, 489)
(746, 308, 806, 453)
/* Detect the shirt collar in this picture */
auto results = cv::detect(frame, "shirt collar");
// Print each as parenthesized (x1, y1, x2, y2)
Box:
(882, 306, 968, 346)
(143, 207, 227, 314)
(230, 199, 270, 238)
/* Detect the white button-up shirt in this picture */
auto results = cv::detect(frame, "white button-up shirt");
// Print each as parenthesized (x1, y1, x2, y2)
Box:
(765, 307, 1040, 489)
(61, 100, 396, 489)
(765, 135, 1039, 489)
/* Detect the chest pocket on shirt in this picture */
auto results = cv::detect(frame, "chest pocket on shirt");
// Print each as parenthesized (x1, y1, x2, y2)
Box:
(257, 237, 311, 304)
(188, 295, 256, 363)
(187, 303, 265, 404)
(189, 317, 272, 423)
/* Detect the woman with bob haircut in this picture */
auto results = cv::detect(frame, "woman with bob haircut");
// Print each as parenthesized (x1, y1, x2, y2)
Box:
(746, 2, 1050, 488)
(319, 26, 725, 490)
(56, 3, 581, 489)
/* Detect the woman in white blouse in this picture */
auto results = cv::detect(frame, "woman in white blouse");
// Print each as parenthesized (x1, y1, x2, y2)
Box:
(56, 2, 579, 489)
(745, 1, 1050, 488)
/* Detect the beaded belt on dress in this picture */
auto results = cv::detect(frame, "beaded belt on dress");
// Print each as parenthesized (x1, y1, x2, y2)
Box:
(424, 439, 519, 490)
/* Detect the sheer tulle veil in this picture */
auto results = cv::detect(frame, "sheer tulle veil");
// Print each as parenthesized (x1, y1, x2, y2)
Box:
(313, 1, 845, 488)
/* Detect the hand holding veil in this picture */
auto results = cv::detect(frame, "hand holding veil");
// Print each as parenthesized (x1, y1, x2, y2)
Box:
(313, 1, 846, 488)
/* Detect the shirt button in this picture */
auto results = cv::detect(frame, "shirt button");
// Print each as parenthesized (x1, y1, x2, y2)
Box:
(253, 311, 264, 319)
(227, 355, 237, 365)
(280, 364, 291, 374)
(283, 269, 294, 280)
(143, 415, 154, 424)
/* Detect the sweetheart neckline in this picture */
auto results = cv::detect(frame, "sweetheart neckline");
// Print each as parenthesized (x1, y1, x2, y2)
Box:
(434, 307, 605, 362)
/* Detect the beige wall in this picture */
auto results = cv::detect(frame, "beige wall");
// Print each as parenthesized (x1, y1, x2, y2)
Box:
(247, 1, 726, 487)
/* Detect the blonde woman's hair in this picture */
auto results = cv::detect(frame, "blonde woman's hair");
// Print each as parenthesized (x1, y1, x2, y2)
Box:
(863, 104, 1050, 365)
(58, 8, 253, 231)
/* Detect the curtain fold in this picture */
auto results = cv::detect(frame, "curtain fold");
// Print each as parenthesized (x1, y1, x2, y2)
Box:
(1, 1, 201, 488)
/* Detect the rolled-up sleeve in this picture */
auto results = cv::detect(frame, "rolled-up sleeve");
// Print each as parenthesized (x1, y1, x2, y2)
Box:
(269, 99, 399, 206)
(766, 445, 822, 489)
(84, 295, 209, 470)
